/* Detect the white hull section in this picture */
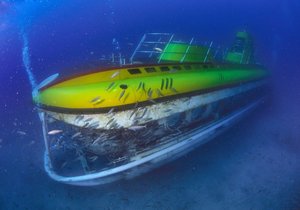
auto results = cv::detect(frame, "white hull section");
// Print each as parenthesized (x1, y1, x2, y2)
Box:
(43, 98, 264, 186)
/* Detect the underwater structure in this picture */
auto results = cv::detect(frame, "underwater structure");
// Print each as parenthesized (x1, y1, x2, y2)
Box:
(33, 31, 268, 186)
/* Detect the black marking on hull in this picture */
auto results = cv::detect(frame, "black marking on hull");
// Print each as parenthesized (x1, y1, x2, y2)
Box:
(170, 78, 173, 89)
(165, 78, 169, 89)
(161, 79, 164, 90)
(137, 82, 142, 91)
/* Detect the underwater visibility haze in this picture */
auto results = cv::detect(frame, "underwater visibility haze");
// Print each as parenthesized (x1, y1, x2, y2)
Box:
(1, 0, 300, 209)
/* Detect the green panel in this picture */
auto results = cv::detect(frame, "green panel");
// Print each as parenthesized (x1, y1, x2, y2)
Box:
(236, 31, 249, 39)
(225, 52, 243, 63)
(160, 53, 184, 61)
(188, 46, 208, 54)
(160, 43, 210, 62)
(160, 43, 187, 62)
(163, 43, 188, 53)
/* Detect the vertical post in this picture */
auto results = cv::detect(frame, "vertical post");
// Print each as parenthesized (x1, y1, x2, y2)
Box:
(180, 37, 194, 63)
(240, 49, 245, 64)
(213, 45, 220, 59)
(149, 37, 162, 58)
(223, 47, 229, 61)
(130, 34, 146, 64)
(40, 112, 53, 167)
(204, 41, 213, 62)
(158, 34, 174, 63)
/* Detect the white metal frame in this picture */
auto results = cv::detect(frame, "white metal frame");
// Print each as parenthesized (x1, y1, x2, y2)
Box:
(41, 98, 265, 186)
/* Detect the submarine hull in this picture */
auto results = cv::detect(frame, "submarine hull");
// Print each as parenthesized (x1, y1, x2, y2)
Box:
(33, 31, 270, 185)
(38, 79, 267, 186)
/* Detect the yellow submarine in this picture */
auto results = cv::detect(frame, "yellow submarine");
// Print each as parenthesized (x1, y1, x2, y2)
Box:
(33, 31, 268, 186)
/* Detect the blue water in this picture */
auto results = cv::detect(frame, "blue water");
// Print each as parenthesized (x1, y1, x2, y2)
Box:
(21, 30, 37, 90)
(1, 0, 300, 209)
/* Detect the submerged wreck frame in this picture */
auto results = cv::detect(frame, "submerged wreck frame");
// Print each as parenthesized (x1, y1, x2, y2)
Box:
(39, 87, 266, 186)
(34, 31, 268, 186)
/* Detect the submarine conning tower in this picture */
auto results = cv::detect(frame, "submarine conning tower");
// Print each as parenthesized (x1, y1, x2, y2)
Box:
(225, 31, 254, 64)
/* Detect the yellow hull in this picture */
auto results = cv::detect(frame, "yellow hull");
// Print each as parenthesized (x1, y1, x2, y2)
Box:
(34, 63, 267, 111)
